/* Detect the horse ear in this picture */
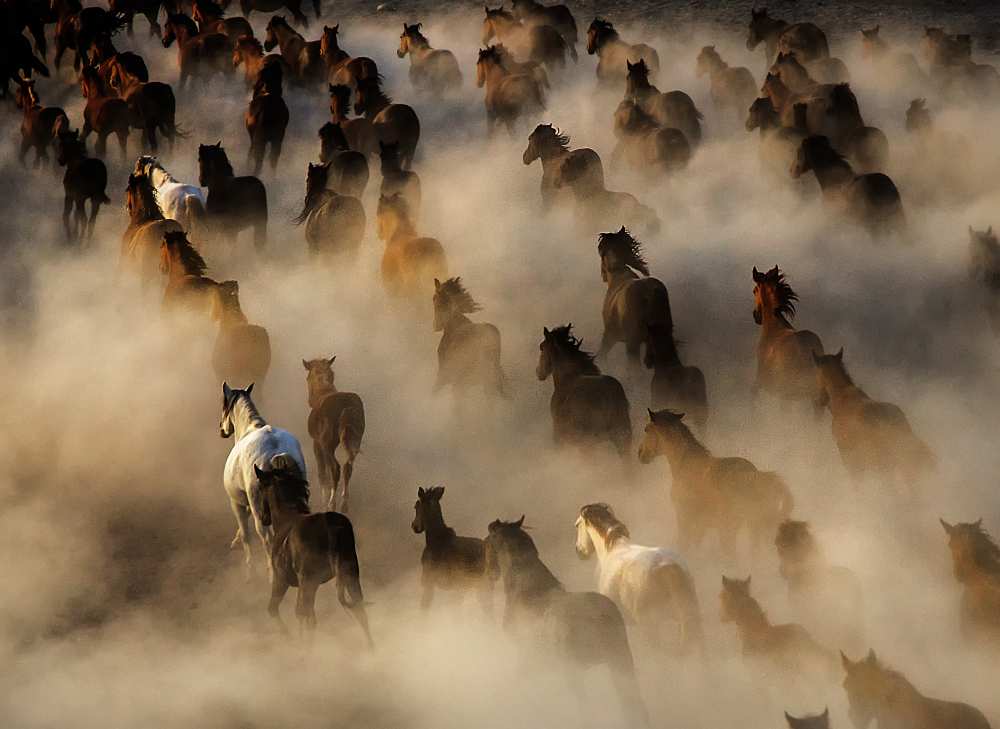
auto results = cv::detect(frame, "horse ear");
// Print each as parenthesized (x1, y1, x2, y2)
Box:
(246, 382, 254, 395)
(223, 382, 233, 399)
(975, 518, 983, 528)
(835, 347, 844, 360)
(488, 519, 501, 533)
(821, 708, 829, 720)
(841, 651, 854, 672)
(418, 486, 426, 498)
(254, 464, 267, 481)
(812, 350, 821, 364)
(865, 649, 877, 665)
(940, 518, 954, 535)
(434, 486, 444, 499)
(514, 515, 525, 528)
(215, 140, 222, 147)
(302, 359, 310, 370)
(434, 278, 441, 290)
(647, 408, 656, 421)
(752, 266, 764, 283)
(416, 22, 422, 29)
(543, 326, 550, 338)
(327, 356, 336, 366)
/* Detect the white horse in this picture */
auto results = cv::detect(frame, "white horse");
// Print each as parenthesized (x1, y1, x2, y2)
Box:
(220, 382, 307, 575)
(575, 503, 703, 654)
(134, 155, 206, 235)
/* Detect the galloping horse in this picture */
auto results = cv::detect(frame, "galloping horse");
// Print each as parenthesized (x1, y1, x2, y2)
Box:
(646, 323, 708, 434)
(320, 24, 378, 90)
(575, 503, 703, 653)
(612, 99, 691, 177)
(379, 141, 421, 220)
(511, 0, 578, 60)
(317, 122, 369, 197)
(586, 17, 658, 86)
(161, 13, 231, 88)
(198, 142, 268, 249)
(192, 0, 252, 45)
(233, 36, 289, 89)
(294, 162, 365, 260)
(432, 277, 506, 398)
(354, 76, 421, 169)
(376, 193, 447, 299)
(265, 15, 323, 84)
(555, 152, 660, 236)
(625, 59, 702, 146)
(159, 230, 218, 314)
(745, 97, 810, 183)
(522, 123, 603, 211)
(476, 45, 546, 136)
(79, 65, 130, 160)
(939, 518, 1000, 647)
(746, 7, 829, 65)
(397, 23, 462, 97)
(56, 129, 110, 245)
(245, 66, 289, 173)
(108, 59, 180, 154)
(14, 76, 68, 167)
(329, 83, 378, 158)
(695, 46, 757, 119)
(122, 173, 184, 287)
(211, 280, 271, 389)
(481, 6, 568, 71)
(134, 155, 206, 235)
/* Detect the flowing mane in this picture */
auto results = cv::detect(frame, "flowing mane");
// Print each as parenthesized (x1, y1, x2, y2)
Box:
(478, 44, 503, 66)
(951, 521, 1000, 578)
(268, 460, 311, 515)
(357, 76, 393, 107)
(403, 23, 430, 47)
(547, 324, 601, 375)
(589, 17, 618, 42)
(580, 503, 630, 547)
(759, 265, 799, 320)
(163, 231, 208, 275)
(485, 5, 515, 21)
(319, 122, 349, 151)
(598, 227, 650, 276)
(437, 277, 482, 314)
(126, 173, 164, 222)
(294, 163, 330, 225)
(531, 123, 570, 152)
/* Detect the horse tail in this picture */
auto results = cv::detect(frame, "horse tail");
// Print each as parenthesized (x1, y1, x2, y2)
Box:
(338, 406, 364, 455)
(645, 279, 674, 339)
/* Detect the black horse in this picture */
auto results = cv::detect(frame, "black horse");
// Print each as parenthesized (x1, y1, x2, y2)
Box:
(197, 142, 268, 249)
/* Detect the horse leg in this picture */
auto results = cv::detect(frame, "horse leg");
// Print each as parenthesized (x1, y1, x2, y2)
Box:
(18, 136, 31, 166)
(330, 457, 342, 511)
(268, 578, 290, 632)
(95, 131, 108, 159)
(313, 440, 331, 508)
(296, 579, 319, 634)
(117, 129, 129, 162)
(340, 452, 354, 513)
(144, 122, 158, 153)
(87, 198, 102, 241)
(229, 500, 255, 580)
(74, 200, 87, 245)
(268, 138, 283, 172)
(63, 195, 75, 242)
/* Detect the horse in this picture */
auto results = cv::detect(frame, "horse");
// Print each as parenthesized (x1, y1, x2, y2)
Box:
(265, 15, 323, 84)
(379, 141, 421, 221)
(376, 193, 447, 299)
(302, 356, 364, 512)
(239, 0, 311, 26)
(293, 162, 365, 261)
(586, 17, 658, 86)
(52, 0, 124, 71)
(198, 142, 268, 249)
(745, 97, 811, 183)
(968, 225, 1000, 333)
(940, 518, 1000, 647)
(233, 36, 288, 89)
(759, 74, 866, 148)
(122, 173, 184, 287)
(775, 519, 865, 655)
(481, 6, 567, 71)
(89, 33, 149, 89)
(329, 83, 378, 158)
(625, 59, 703, 146)
(484, 517, 649, 728)
(638, 409, 793, 558)
(696, 46, 757, 119)
(859, 25, 925, 89)
(841, 650, 992, 729)
(905, 98, 932, 136)
(79, 65, 130, 160)
(354, 76, 421, 169)
(511, 0, 577, 60)
(813, 349, 934, 489)
(211, 280, 271, 389)
(397, 23, 462, 97)
(254, 462, 373, 645)
(746, 7, 829, 65)
(720, 576, 837, 681)
(612, 99, 691, 177)
(647, 323, 708, 434)
(476, 45, 546, 136)
(318, 24, 378, 91)
(245, 68, 289, 174)
(536, 324, 631, 457)
(220, 382, 307, 576)
(161, 13, 231, 88)
(923, 28, 1000, 100)
(134, 156, 207, 235)
(770, 48, 849, 86)
(412, 486, 490, 610)
(1, 25, 49, 99)
(108, 59, 181, 153)
(56, 129, 110, 245)
(554, 152, 660, 237)
(785, 709, 830, 729)
(192, 0, 252, 45)
(14, 75, 68, 167)
(575, 503, 703, 654)
(522, 124, 602, 211)
(494, 43, 550, 89)
(317, 123, 369, 197)
(752, 265, 825, 403)
(159, 230, 219, 314)
(108, 0, 162, 37)
(432, 277, 506, 398)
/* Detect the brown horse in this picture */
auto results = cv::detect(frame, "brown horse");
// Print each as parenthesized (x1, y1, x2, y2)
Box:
(293, 162, 365, 260)
(746, 97, 811, 183)
(254, 462, 373, 645)
(162, 12, 231, 88)
(397, 23, 462, 97)
(79, 65, 130, 160)
(841, 650, 992, 729)
(319, 24, 378, 90)
(192, 0, 252, 45)
(612, 99, 691, 177)
(647, 323, 708, 435)
(752, 266, 825, 403)
(481, 6, 567, 72)
(696, 46, 757, 119)
(355, 76, 421, 169)
(14, 75, 68, 167)
(376, 193, 447, 299)
(511, 0, 577, 60)
(432, 277, 506, 398)
(770, 48, 849, 86)
(159, 230, 219, 314)
(108, 60, 180, 153)
(905, 98, 932, 135)
(638, 409, 793, 557)
(536, 324, 631, 457)
(89, 33, 149, 89)
(746, 7, 829, 64)
(245, 69, 288, 173)
(555, 152, 660, 237)
(785, 709, 830, 729)
(720, 575, 837, 681)
(813, 349, 934, 488)
(329, 83, 378, 158)
(240, 0, 311, 27)
(494, 43, 550, 89)
(412, 486, 491, 610)
(379, 141, 421, 221)
(476, 45, 546, 136)
(56, 129, 110, 245)
(302, 356, 365, 512)
(265, 15, 323, 84)
(586, 17, 658, 86)
(317, 122, 369, 197)
(760, 74, 868, 157)
(522, 124, 602, 211)
(198, 142, 268, 249)
(968, 225, 1000, 333)
(860, 26, 925, 88)
(122, 173, 184, 286)
(940, 518, 1000, 647)
(233, 36, 288, 89)
(923, 27, 1000, 100)
(211, 280, 271, 388)
(625, 59, 702, 146)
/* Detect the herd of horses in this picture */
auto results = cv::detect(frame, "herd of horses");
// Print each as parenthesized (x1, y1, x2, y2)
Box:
(5, 0, 1000, 727)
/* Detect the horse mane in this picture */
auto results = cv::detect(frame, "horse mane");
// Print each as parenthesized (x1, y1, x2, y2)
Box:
(319, 121, 349, 150)
(478, 44, 502, 65)
(580, 503, 630, 547)
(490, 519, 564, 591)
(328, 83, 352, 108)
(215, 280, 248, 323)
(127, 173, 164, 221)
(589, 17, 616, 37)
(437, 277, 481, 314)
(164, 231, 208, 275)
(269, 457, 311, 514)
(830, 83, 860, 113)
(760, 266, 799, 320)
(486, 5, 514, 20)
(294, 164, 330, 224)
(404, 23, 429, 45)
(531, 124, 570, 151)
(357, 75, 392, 107)
(953, 521, 1000, 577)
(598, 227, 649, 276)
(547, 324, 601, 374)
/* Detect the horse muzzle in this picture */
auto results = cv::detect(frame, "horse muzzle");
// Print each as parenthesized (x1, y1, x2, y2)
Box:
(396, 49, 405, 58)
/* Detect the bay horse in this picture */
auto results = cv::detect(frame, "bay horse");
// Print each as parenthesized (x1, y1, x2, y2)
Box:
(397, 23, 462, 97)
(481, 6, 568, 72)
(319, 24, 378, 90)
(412, 486, 490, 610)
(586, 17, 658, 86)
(638, 409, 793, 558)
(318, 123, 369, 197)
(432, 277, 506, 398)
(536, 324, 631, 457)
(79, 65, 130, 160)
(646, 323, 708, 435)
(940, 518, 1000, 647)
(134, 156, 206, 235)
(746, 7, 829, 65)
(354, 76, 421, 169)
(192, 0, 252, 45)
(476, 45, 546, 136)
(612, 99, 691, 177)
(575, 502, 703, 654)
(812, 349, 934, 489)
(329, 83, 378, 158)
(294, 162, 365, 260)
(785, 709, 829, 729)
(265, 15, 323, 84)
(625, 59, 703, 146)
(841, 650, 992, 729)
(161, 12, 231, 89)
(522, 124, 602, 211)
(56, 129, 110, 245)
(14, 76, 68, 167)
(968, 225, 1000, 333)
(211, 280, 271, 389)
(376, 193, 447, 299)
(485, 517, 649, 727)
(752, 266, 825, 403)
(695, 46, 757, 119)
(511, 0, 577, 61)
(198, 142, 268, 249)
(555, 152, 660, 236)
(108, 60, 180, 153)
(720, 575, 837, 681)
(379, 141, 421, 221)
(255, 462, 373, 645)
(302, 356, 365, 512)
(245, 68, 289, 174)
(53, 0, 124, 71)
(122, 173, 184, 287)
(159, 230, 219, 314)
(596, 227, 672, 364)
(233, 36, 288, 89)
(220, 382, 307, 576)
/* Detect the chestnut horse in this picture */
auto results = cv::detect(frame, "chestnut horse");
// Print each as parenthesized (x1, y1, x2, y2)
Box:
(376, 193, 447, 299)
(122, 173, 184, 287)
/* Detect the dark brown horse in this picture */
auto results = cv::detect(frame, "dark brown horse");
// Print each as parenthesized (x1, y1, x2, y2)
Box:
(746, 7, 829, 64)
(89, 32, 149, 88)
(79, 65, 130, 160)
(612, 99, 691, 177)
(302, 356, 365, 512)
(294, 162, 365, 260)
(159, 230, 219, 314)
(355, 76, 420, 168)
(481, 6, 568, 72)
(522, 123, 602, 211)
(696, 46, 757, 119)
(432, 277, 506, 398)
(646, 323, 708, 435)
(122, 172, 184, 286)
(232, 35, 288, 89)
(412, 486, 490, 610)
(536, 324, 631, 457)
(379, 141, 421, 220)
(329, 83, 378, 158)
(245, 68, 289, 173)
(476, 45, 546, 136)
(52, 0, 125, 71)
(211, 280, 271, 388)
(940, 518, 1000, 648)
(745, 96, 810, 182)
(397, 23, 463, 97)
(14, 76, 68, 167)
(108, 59, 180, 153)
(161, 12, 231, 88)
(320, 24, 377, 89)
(198, 142, 268, 249)
(56, 129, 110, 244)
(192, 0, 252, 45)
(968, 225, 1000, 333)
(265, 15, 324, 84)
(555, 152, 660, 236)
(625, 59, 702, 146)
(317, 122, 369, 197)
(586, 17, 658, 86)
(511, 0, 577, 61)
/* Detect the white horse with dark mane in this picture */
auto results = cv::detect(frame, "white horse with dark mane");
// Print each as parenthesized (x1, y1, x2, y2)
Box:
(220, 383, 307, 575)
(575, 502, 703, 653)
(134, 155, 206, 235)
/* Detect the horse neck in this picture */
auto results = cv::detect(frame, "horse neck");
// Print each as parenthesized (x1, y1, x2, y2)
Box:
(824, 375, 866, 412)
(706, 54, 727, 76)
(550, 357, 591, 390)
(409, 38, 432, 57)
(218, 304, 248, 329)
(308, 380, 337, 409)
(232, 395, 267, 438)
(538, 141, 567, 165)
(605, 265, 637, 288)
(587, 523, 626, 564)
(760, 306, 794, 335)
(443, 311, 472, 333)
(506, 552, 563, 602)
(483, 62, 509, 89)
(131, 202, 162, 225)
(267, 496, 308, 539)
(150, 166, 174, 186)
(422, 507, 455, 547)
(660, 429, 709, 474)
(731, 595, 771, 637)
(811, 156, 855, 191)
(361, 89, 390, 119)
(597, 30, 621, 55)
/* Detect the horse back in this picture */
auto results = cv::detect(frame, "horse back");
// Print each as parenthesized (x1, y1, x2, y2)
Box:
(543, 591, 632, 667)
(778, 22, 830, 63)
(310, 391, 364, 441)
(923, 696, 992, 729)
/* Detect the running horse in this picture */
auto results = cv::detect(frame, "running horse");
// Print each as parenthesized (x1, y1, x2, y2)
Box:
(939, 518, 1000, 647)
(354, 75, 421, 169)
(746, 7, 829, 65)
(586, 17, 658, 86)
(432, 277, 506, 398)
(211, 280, 272, 389)
(159, 230, 218, 315)
(134, 156, 206, 235)
(198, 142, 268, 249)
(122, 173, 184, 287)
(397, 23, 462, 97)
(522, 123, 603, 211)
